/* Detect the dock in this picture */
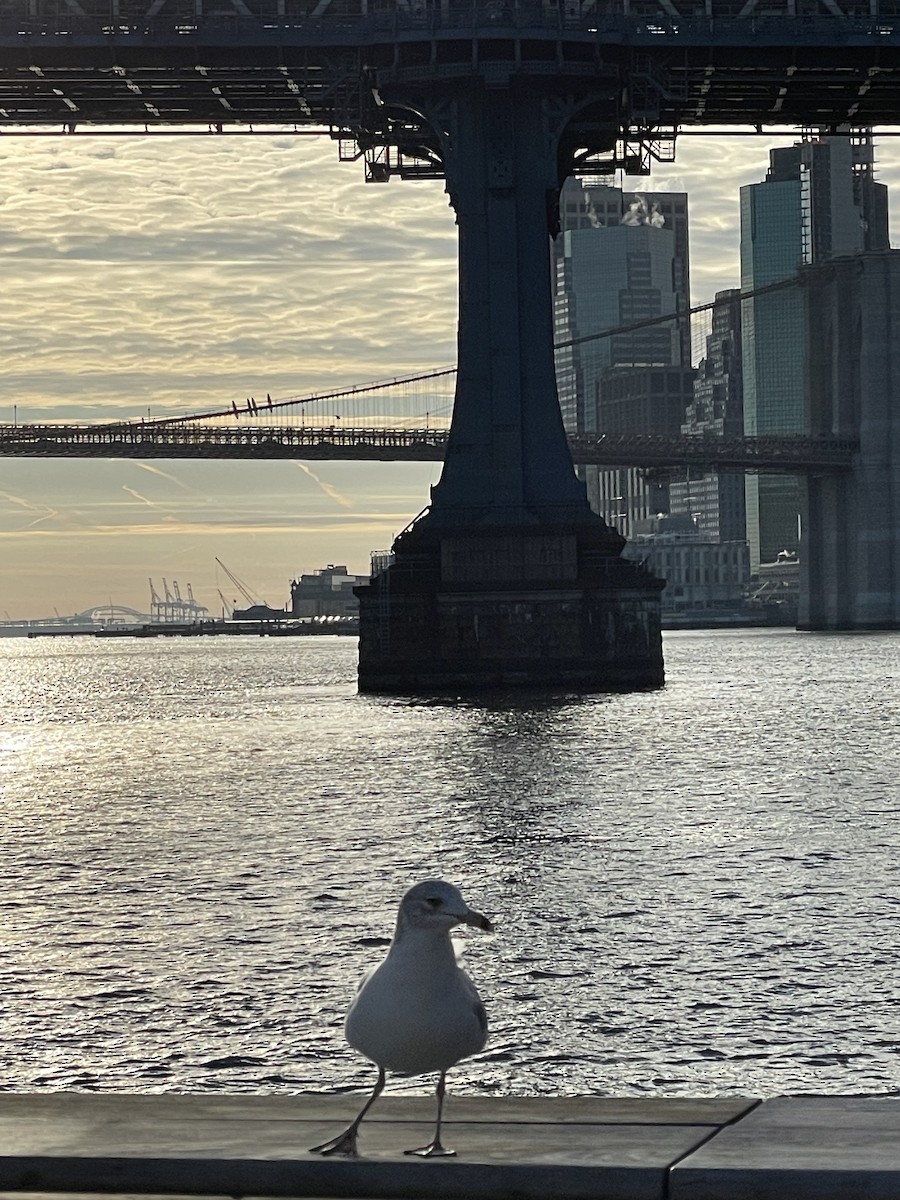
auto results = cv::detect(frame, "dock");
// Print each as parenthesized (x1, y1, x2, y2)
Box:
(23, 620, 359, 640)
(0, 1093, 897, 1199)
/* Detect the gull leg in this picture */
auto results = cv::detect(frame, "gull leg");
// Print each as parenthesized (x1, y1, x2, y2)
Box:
(310, 1066, 386, 1156)
(404, 1070, 456, 1158)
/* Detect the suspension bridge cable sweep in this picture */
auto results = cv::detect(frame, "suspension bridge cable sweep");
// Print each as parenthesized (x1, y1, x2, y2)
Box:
(123, 276, 801, 427)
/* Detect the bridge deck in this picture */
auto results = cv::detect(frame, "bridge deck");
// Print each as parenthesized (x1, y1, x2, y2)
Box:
(0, 424, 857, 471)
(3, 3, 900, 132)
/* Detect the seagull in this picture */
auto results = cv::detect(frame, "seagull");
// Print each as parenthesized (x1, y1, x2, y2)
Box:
(310, 879, 493, 1158)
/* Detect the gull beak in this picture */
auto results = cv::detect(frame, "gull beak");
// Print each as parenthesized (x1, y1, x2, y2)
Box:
(463, 908, 494, 933)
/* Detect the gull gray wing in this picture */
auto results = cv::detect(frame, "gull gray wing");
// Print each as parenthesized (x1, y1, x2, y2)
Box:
(460, 967, 488, 1036)
(473, 997, 487, 1035)
(355, 963, 380, 993)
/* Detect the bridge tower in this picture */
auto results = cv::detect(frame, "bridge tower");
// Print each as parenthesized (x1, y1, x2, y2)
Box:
(800, 252, 900, 629)
(355, 63, 665, 692)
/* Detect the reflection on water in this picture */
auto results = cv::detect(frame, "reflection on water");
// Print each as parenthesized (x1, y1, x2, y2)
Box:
(0, 630, 898, 1098)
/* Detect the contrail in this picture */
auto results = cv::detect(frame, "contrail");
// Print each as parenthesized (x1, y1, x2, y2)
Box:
(293, 462, 353, 509)
(0, 490, 46, 512)
(0, 491, 63, 527)
(23, 509, 61, 529)
(122, 485, 162, 508)
(132, 462, 193, 491)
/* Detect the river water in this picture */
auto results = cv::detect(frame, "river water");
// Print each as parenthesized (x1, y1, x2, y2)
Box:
(0, 630, 898, 1100)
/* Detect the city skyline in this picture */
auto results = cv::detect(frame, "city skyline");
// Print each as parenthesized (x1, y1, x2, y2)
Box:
(3, 128, 900, 619)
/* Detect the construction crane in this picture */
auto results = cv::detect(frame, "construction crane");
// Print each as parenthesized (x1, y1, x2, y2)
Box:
(149, 577, 210, 624)
(215, 557, 266, 608)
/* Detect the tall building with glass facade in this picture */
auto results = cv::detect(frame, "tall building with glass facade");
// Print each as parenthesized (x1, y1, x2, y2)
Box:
(670, 288, 746, 543)
(740, 134, 888, 571)
(554, 179, 692, 537)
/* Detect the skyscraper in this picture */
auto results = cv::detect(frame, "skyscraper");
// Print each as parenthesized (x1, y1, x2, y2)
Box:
(670, 288, 746, 543)
(554, 179, 692, 536)
(740, 133, 888, 571)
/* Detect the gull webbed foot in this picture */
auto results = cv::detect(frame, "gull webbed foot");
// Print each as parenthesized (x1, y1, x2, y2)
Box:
(404, 1140, 457, 1158)
(311, 1066, 386, 1157)
(309, 1128, 360, 1156)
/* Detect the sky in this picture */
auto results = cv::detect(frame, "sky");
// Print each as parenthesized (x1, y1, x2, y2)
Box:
(3, 127, 900, 619)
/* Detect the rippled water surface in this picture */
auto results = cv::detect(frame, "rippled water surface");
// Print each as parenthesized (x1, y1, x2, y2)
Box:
(1, 630, 898, 1099)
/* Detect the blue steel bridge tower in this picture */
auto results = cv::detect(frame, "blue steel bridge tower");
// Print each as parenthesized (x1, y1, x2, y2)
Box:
(352, 68, 666, 693)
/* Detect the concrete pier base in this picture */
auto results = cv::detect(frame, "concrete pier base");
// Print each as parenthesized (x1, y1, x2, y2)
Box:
(356, 521, 664, 694)
(0, 1094, 898, 1200)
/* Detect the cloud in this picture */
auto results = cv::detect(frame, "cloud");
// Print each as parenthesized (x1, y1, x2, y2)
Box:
(3, 128, 900, 614)
(0, 513, 416, 538)
(0, 134, 460, 424)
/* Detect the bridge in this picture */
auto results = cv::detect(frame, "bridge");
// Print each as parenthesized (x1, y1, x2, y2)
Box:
(3, 0, 900, 687)
(0, 420, 859, 473)
(4, 1, 900, 140)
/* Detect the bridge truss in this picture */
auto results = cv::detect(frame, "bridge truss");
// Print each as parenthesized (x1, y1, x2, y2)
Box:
(3, 0, 900, 173)
(0, 420, 857, 472)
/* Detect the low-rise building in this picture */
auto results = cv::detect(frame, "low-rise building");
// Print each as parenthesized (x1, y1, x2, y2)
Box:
(623, 513, 751, 617)
(290, 564, 369, 619)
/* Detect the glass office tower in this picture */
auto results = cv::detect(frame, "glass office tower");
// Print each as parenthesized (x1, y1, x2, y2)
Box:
(740, 134, 888, 571)
(554, 179, 692, 537)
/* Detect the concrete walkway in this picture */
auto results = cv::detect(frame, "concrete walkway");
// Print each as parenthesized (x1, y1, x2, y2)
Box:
(0, 1093, 896, 1200)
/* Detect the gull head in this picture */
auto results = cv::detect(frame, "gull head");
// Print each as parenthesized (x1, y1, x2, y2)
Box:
(397, 880, 493, 935)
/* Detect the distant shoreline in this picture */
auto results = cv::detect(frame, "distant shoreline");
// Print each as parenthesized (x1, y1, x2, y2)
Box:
(0, 614, 795, 639)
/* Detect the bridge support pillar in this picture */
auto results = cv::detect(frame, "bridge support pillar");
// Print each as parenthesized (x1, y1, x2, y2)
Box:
(800, 253, 900, 630)
(356, 76, 664, 693)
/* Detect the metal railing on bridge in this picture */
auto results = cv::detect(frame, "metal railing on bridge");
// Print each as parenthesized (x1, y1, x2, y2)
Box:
(6, 0, 900, 35)
(0, 421, 857, 472)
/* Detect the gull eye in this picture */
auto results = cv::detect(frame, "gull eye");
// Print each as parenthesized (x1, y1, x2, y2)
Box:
(426, 897, 443, 908)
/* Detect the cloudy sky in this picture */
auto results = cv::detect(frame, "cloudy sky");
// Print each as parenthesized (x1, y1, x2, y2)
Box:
(2, 128, 900, 619)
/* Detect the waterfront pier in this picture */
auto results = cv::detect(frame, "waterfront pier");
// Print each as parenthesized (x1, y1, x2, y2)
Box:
(0, 1093, 898, 1200)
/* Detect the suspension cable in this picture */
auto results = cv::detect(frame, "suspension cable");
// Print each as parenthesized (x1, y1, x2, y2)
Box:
(136, 276, 801, 426)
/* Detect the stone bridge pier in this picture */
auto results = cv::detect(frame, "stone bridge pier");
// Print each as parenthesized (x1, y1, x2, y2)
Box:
(800, 253, 900, 630)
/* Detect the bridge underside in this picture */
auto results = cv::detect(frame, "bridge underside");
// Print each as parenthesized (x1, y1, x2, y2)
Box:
(3, 5, 900, 135)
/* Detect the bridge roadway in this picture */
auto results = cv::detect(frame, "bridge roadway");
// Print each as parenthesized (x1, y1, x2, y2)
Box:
(0, 422, 857, 472)
(3, 1, 900, 140)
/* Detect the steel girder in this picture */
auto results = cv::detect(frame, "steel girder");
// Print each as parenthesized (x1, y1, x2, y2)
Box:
(2, 5, 900, 138)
